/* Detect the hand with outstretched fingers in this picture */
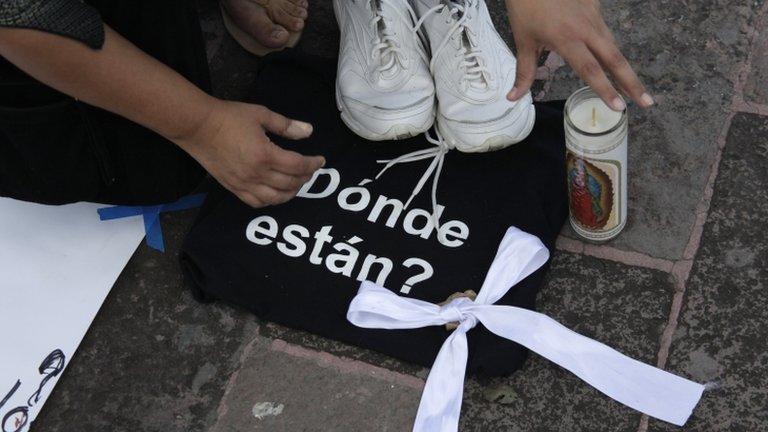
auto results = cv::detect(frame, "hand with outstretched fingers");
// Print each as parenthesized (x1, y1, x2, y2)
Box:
(505, 0, 654, 111)
(175, 100, 325, 208)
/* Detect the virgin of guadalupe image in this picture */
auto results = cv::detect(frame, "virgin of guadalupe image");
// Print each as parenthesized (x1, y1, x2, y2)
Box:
(567, 155, 614, 229)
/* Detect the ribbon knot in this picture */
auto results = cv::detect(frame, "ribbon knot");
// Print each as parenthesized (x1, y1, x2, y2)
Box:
(347, 227, 704, 432)
(439, 298, 477, 329)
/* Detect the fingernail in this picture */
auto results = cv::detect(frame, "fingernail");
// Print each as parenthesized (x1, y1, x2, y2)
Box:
(611, 97, 626, 111)
(288, 120, 313, 137)
(271, 28, 288, 40)
(641, 93, 655, 107)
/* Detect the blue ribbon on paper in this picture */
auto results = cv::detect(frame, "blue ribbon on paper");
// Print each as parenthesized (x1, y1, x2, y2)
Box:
(97, 193, 207, 252)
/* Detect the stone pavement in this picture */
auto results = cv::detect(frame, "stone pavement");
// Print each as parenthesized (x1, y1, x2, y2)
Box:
(31, 0, 768, 431)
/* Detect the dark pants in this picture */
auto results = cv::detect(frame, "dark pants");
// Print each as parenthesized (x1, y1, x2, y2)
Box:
(0, 0, 209, 205)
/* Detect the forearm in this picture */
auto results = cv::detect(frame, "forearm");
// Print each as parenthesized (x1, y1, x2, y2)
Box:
(0, 25, 215, 142)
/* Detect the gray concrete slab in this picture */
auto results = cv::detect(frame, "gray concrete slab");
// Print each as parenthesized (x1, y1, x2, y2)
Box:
(261, 323, 428, 378)
(649, 114, 768, 432)
(549, 1, 764, 260)
(209, 335, 422, 432)
(30, 211, 256, 432)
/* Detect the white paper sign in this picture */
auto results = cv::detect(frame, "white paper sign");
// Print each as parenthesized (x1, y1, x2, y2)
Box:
(0, 199, 145, 432)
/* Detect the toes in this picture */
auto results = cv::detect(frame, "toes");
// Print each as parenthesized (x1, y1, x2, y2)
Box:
(289, 17, 306, 32)
(261, 24, 290, 48)
(226, 0, 305, 38)
(284, 0, 308, 10)
(274, 13, 305, 32)
(282, 1, 308, 18)
(273, 1, 307, 32)
(274, 14, 305, 32)
(248, 8, 291, 48)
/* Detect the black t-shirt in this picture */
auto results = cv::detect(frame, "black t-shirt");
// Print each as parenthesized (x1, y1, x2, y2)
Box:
(181, 52, 568, 378)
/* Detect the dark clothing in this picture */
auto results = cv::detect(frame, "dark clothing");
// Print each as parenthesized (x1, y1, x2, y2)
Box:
(0, 0, 104, 49)
(180, 52, 569, 378)
(0, 0, 208, 206)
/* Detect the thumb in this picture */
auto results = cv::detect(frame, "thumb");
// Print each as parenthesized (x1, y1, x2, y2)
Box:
(508, 43, 538, 101)
(259, 107, 314, 140)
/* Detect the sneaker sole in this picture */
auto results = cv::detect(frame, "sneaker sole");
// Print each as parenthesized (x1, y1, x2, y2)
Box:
(335, 84, 436, 141)
(438, 105, 536, 153)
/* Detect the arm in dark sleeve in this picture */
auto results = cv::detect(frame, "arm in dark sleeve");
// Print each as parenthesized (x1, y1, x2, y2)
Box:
(0, 0, 104, 49)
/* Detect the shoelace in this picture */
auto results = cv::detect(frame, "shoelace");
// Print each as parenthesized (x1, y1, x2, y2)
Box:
(363, 130, 453, 238)
(414, 0, 491, 92)
(370, 0, 429, 75)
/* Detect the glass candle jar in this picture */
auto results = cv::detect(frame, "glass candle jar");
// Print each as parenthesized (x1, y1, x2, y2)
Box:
(564, 87, 629, 242)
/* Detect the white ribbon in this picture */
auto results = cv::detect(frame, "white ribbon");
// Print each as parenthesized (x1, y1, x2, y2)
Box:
(347, 227, 704, 432)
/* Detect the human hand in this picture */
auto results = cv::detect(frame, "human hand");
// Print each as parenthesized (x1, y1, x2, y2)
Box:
(505, 0, 654, 110)
(175, 99, 325, 208)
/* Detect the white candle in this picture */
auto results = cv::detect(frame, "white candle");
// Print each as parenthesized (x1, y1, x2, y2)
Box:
(564, 87, 629, 242)
(568, 97, 623, 135)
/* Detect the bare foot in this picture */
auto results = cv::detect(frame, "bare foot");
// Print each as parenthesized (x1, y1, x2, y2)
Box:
(221, 0, 306, 50)
(255, 0, 308, 33)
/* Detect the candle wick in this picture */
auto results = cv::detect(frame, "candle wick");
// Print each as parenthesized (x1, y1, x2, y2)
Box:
(592, 107, 596, 128)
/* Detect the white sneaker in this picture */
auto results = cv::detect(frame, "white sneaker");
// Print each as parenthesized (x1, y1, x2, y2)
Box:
(413, 0, 536, 152)
(333, 0, 436, 141)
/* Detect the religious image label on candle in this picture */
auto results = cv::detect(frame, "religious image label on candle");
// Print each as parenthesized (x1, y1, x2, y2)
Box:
(564, 87, 629, 242)
(566, 154, 621, 231)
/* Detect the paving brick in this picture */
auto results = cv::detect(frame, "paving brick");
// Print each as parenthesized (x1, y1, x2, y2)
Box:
(209, 336, 421, 432)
